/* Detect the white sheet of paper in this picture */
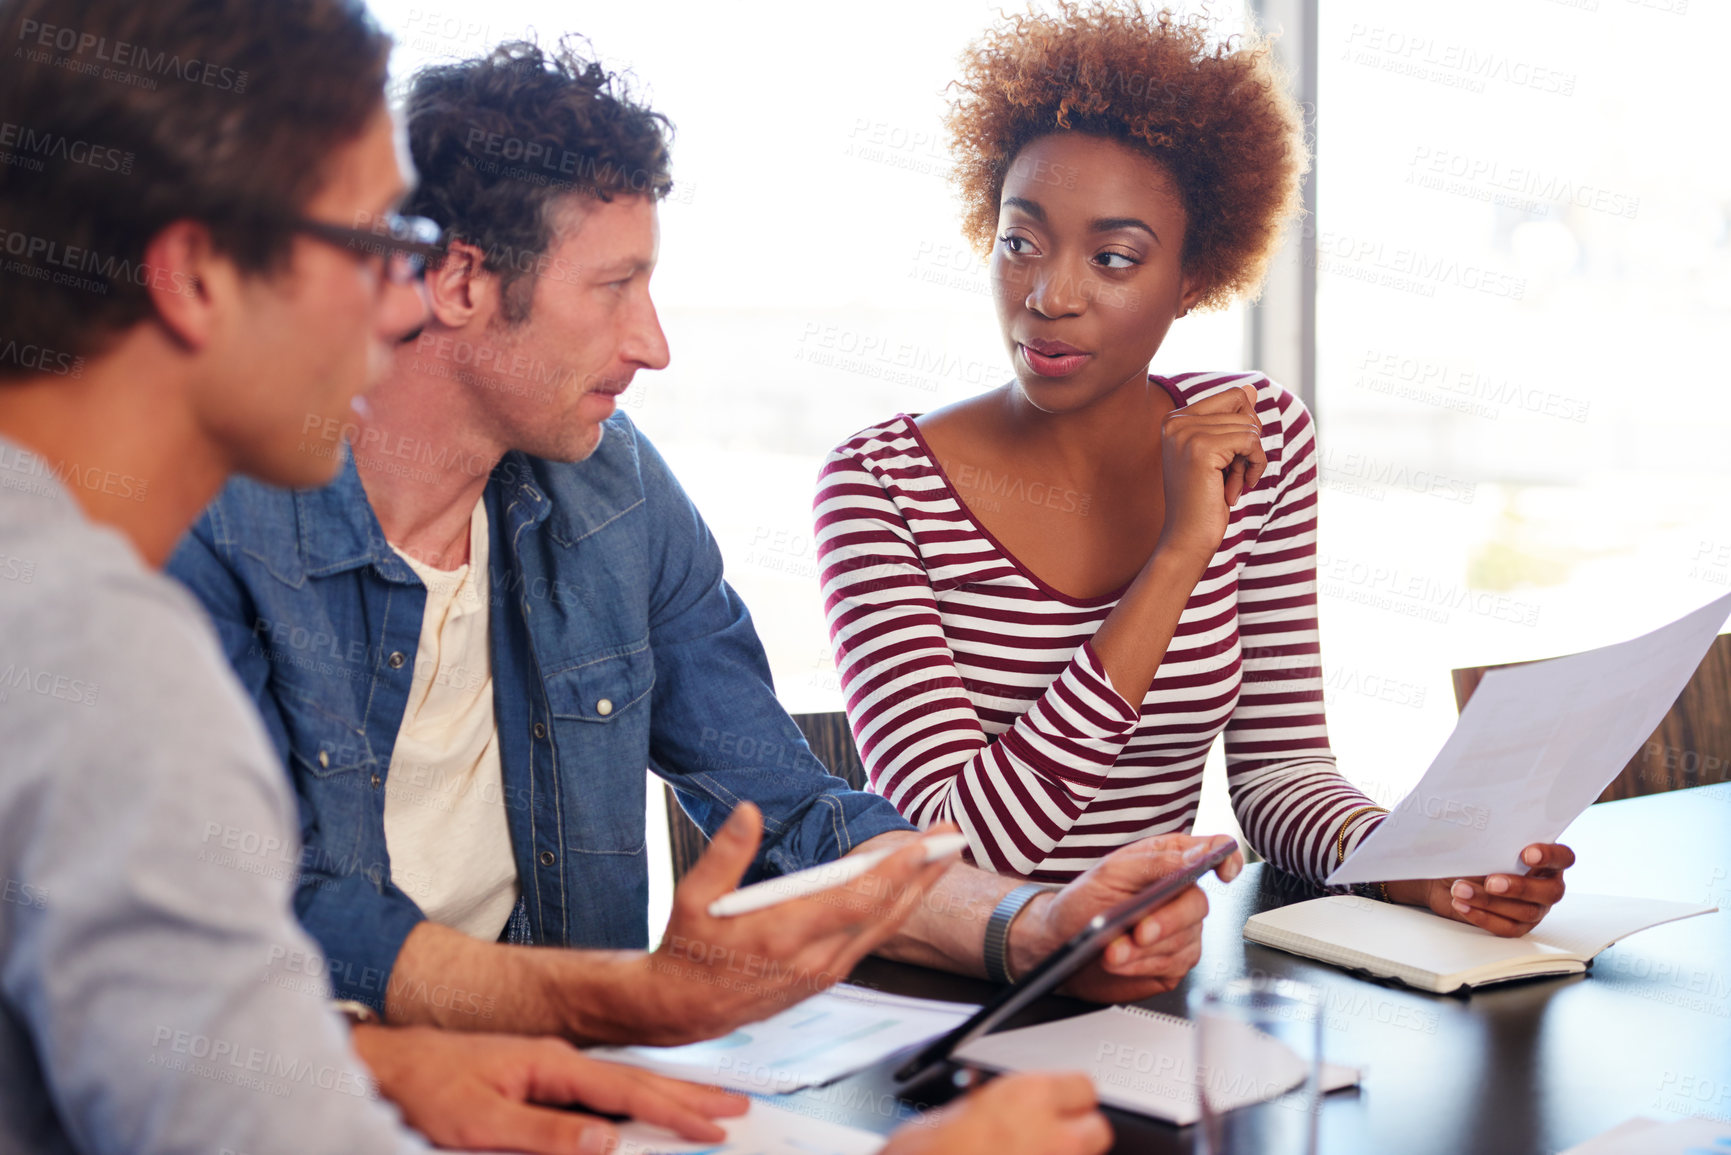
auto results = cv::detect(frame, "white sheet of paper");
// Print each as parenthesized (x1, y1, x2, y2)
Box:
(954, 1006, 1359, 1126)
(1560, 1115, 1731, 1155)
(614, 1101, 887, 1155)
(1329, 592, 1731, 885)
(588, 985, 977, 1094)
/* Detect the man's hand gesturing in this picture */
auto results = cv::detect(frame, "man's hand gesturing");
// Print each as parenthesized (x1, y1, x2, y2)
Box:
(623, 804, 960, 1045)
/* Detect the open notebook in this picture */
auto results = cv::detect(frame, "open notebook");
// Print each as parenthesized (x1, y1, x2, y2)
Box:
(1244, 893, 1717, 993)
(952, 1005, 1360, 1126)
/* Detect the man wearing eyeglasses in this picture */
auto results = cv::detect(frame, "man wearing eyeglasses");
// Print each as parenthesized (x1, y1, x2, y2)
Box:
(0, 1, 762, 1151)
(166, 37, 1238, 1053)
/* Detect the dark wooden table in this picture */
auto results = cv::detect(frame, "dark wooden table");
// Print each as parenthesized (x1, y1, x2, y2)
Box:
(781, 784, 1731, 1155)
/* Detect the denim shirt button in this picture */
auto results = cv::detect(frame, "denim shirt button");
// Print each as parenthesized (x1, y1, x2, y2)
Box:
(388, 651, 406, 669)
(538, 850, 556, 867)
(596, 698, 613, 716)
(370, 773, 381, 789)
(533, 722, 546, 739)
(317, 750, 329, 769)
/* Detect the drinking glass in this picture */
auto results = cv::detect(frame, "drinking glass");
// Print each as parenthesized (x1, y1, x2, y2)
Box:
(1190, 976, 1323, 1155)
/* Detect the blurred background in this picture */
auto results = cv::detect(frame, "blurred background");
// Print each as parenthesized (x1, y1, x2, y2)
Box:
(368, 0, 1731, 926)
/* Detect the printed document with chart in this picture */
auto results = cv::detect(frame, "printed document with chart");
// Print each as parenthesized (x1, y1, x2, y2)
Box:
(588, 984, 977, 1093)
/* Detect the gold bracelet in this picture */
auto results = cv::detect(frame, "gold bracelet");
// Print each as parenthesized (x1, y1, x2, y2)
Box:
(1335, 805, 1389, 865)
(1336, 805, 1390, 902)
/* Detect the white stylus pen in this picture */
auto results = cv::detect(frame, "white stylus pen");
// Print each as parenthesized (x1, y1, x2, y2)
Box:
(706, 832, 969, 918)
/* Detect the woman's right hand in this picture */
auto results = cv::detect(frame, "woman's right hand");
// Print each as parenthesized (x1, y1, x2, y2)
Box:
(1155, 381, 1266, 563)
(882, 1072, 1112, 1155)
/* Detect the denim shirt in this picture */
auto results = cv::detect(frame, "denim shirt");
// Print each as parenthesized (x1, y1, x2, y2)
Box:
(166, 414, 910, 1009)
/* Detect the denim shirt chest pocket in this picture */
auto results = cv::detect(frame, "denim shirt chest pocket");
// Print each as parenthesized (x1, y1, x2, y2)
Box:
(276, 683, 374, 773)
(272, 677, 379, 867)
(541, 641, 655, 854)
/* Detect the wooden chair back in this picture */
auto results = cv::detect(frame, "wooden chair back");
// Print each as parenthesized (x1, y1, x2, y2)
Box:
(663, 711, 869, 883)
(1450, 633, 1731, 803)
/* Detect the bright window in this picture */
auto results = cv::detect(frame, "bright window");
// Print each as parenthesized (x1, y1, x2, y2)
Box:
(1313, 0, 1731, 803)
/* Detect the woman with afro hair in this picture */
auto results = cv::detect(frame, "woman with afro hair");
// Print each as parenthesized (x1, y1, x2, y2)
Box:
(815, 4, 1573, 976)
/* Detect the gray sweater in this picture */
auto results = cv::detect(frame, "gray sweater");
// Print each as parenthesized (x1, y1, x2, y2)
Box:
(0, 440, 425, 1155)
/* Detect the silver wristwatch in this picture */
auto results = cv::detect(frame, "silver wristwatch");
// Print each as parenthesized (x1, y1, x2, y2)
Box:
(984, 882, 1054, 984)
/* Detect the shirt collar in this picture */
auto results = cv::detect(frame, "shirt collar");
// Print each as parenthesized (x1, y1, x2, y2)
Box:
(287, 414, 643, 575)
(292, 446, 403, 578)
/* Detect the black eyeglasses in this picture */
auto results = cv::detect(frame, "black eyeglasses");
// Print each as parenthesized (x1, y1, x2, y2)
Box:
(290, 212, 445, 284)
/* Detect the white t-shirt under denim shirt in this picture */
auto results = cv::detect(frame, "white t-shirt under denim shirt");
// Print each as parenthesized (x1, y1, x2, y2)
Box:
(384, 498, 520, 942)
(0, 438, 427, 1155)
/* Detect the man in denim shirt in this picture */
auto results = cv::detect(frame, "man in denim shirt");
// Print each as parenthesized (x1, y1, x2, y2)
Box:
(169, 40, 1242, 1047)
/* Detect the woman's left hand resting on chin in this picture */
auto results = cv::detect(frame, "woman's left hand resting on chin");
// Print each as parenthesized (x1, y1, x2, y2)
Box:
(1385, 842, 1576, 938)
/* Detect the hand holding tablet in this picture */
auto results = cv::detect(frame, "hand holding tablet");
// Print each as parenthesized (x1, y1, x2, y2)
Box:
(895, 837, 1240, 1089)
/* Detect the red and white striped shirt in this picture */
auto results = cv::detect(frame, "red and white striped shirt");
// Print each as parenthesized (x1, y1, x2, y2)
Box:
(814, 372, 1384, 885)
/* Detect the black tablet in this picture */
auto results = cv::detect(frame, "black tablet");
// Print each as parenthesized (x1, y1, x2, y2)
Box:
(894, 838, 1238, 1088)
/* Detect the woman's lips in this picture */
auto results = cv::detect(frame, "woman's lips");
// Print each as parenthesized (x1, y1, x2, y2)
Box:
(1019, 342, 1091, 378)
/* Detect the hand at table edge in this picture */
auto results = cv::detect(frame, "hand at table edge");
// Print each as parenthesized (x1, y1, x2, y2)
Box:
(349, 1023, 747, 1153)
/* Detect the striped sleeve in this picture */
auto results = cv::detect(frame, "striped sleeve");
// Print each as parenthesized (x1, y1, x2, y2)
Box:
(814, 442, 1141, 877)
(1223, 384, 1385, 885)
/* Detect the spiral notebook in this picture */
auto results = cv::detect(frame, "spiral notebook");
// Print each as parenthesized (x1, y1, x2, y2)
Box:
(951, 1005, 1361, 1126)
